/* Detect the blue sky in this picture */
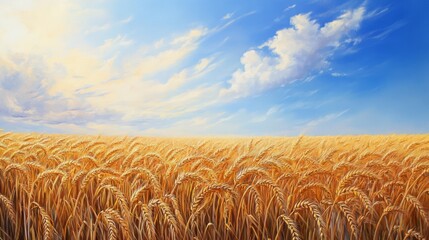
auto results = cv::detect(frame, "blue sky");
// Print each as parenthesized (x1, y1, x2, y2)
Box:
(0, 0, 428, 136)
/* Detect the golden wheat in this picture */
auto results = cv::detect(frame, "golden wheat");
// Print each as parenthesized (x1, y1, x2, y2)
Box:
(0, 132, 428, 239)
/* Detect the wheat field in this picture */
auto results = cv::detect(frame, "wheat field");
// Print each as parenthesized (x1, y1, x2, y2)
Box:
(0, 132, 428, 239)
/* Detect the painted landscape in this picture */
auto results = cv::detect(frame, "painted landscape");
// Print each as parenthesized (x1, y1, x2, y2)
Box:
(1, 0, 428, 239)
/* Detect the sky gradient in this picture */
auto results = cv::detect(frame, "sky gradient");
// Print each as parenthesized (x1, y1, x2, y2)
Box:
(0, 0, 428, 136)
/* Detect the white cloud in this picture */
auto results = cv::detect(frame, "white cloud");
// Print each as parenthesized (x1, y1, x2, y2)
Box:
(85, 15, 133, 35)
(140, 111, 241, 136)
(0, 54, 108, 126)
(0, 0, 81, 54)
(221, 7, 365, 99)
(252, 105, 282, 123)
(0, 0, 109, 127)
(99, 35, 134, 50)
(212, 11, 257, 33)
(124, 27, 207, 79)
(164, 58, 216, 90)
(222, 12, 234, 20)
(331, 72, 347, 77)
(0, 0, 218, 133)
(370, 20, 406, 40)
(301, 109, 349, 134)
(284, 4, 296, 12)
(119, 15, 133, 24)
(366, 7, 389, 19)
(171, 27, 207, 45)
(83, 54, 219, 121)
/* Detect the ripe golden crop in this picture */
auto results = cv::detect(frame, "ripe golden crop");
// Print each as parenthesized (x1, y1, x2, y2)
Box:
(0, 132, 428, 239)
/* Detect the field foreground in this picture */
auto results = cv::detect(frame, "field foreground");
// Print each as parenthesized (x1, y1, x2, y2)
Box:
(0, 132, 428, 239)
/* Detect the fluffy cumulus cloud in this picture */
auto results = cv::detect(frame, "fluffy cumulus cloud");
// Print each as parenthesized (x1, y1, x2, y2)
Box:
(221, 7, 365, 98)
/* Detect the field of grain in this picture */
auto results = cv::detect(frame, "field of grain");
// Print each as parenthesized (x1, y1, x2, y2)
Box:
(0, 132, 428, 239)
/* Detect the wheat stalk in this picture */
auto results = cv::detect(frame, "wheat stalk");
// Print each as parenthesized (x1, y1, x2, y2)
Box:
(279, 214, 302, 240)
(32, 202, 55, 240)
(293, 200, 326, 239)
(338, 201, 358, 239)
(0, 194, 16, 225)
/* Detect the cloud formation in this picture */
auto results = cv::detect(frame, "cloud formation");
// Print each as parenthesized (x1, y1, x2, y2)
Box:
(0, 1, 375, 136)
(221, 7, 365, 99)
(0, 0, 214, 133)
(0, 0, 110, 128)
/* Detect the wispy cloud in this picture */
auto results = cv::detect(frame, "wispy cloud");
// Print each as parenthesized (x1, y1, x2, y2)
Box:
(85, 15, 133, 35)
(331, 72, 347, 77)
(251, 105, 283, 123)
(99, 35, 134, 50)
(222, 12, 234, 20)
(212, 11, 257, 33)
(284, 4, 296, 12)
(370, 20, 406, 40)
(119, 15, 133, 24)
(301, 109, 349, 134)
(366, 7, 389, 18)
